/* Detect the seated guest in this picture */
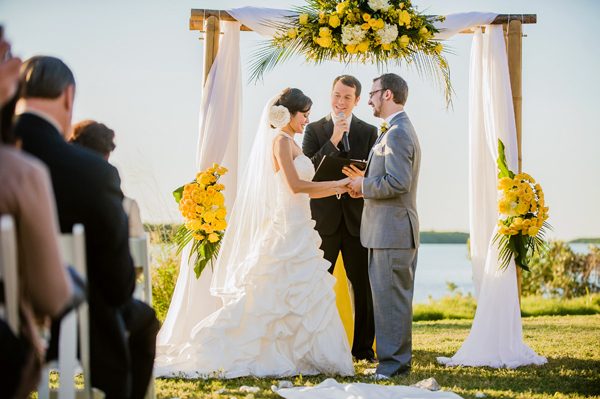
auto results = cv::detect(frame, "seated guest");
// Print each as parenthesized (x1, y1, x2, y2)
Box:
(0, 39, 72, 399)
(14, 55, 159, 399)
(69, 120, 145, 239)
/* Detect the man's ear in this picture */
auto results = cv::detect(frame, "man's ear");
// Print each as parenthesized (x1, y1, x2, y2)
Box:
(354, 96, 360, 106)
(63, 84, 75, 112)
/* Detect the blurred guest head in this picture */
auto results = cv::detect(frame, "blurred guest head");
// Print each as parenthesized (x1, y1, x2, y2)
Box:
(18, 56, 75, 139)
(0, 36, 22, 144)
(69, 120, 115, 160)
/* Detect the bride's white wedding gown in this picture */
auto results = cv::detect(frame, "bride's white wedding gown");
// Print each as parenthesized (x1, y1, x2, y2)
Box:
(154, 154, 354, 379)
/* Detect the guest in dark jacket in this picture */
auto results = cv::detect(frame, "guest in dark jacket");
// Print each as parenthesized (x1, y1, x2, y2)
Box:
(14, 55, 159, 399)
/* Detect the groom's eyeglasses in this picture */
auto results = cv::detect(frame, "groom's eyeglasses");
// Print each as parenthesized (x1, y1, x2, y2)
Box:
(368, 88, 386, 99)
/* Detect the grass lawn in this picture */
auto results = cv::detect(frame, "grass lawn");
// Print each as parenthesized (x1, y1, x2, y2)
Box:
(154, 315, 600, 399)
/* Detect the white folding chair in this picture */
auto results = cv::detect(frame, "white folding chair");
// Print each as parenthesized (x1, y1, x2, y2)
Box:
(129, 233, 156, 399)
(0, 215, 19, 334)
(38, 224, 103, 399)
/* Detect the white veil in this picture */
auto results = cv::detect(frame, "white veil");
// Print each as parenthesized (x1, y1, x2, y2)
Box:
(210, 94, 281, 298)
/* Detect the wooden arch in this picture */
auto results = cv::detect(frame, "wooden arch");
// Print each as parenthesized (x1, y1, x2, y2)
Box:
(189, 9, 537, 299)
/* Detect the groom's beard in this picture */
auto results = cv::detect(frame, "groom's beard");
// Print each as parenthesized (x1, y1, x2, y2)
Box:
(373, 106, 381, 118)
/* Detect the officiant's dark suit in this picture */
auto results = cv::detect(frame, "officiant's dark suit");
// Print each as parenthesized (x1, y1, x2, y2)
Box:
(15, 56, 159, 399)
(302, 76, 378, 361)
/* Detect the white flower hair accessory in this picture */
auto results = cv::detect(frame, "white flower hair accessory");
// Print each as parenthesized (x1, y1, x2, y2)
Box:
(269, 105, 291, 128)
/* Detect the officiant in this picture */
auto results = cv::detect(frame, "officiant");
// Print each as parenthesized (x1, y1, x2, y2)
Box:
(302, 75, 378, 362)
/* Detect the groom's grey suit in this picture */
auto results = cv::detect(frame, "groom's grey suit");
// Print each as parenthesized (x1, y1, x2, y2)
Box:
(361, 111, 420, 376)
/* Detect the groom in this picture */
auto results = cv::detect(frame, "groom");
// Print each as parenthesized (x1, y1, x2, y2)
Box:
(347, 73, 421, 377)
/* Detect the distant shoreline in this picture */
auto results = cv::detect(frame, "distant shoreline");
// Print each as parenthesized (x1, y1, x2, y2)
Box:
(420, 231, 469, 244)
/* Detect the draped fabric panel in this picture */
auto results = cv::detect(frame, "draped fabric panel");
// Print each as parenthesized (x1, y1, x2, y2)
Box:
(438, 26, 546, 368)
(157, 21, 241, 350)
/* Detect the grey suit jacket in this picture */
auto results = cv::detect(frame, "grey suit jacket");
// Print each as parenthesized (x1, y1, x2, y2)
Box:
(361, 112, 421, 249)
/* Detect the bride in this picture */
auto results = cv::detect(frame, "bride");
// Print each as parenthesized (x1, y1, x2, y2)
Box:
(155, 88, 355, 378)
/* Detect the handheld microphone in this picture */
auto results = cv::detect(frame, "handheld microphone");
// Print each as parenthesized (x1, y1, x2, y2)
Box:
(338, 113, 350, 152)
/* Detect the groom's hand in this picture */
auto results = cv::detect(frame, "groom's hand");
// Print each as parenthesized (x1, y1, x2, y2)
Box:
(331, 115, 349, 147)
(347, 176, 363, 197)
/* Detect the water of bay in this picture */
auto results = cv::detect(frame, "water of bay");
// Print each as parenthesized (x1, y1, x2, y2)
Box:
(413, 243, 594, 304)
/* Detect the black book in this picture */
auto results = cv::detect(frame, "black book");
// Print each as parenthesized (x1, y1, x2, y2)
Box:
(312, 156, 367, 182)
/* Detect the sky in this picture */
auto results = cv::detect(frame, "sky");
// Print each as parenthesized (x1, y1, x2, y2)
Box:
(1, 0, 599, 241)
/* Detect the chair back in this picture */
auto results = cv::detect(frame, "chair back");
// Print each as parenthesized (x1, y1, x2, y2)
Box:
(38, 224, 99, 399)
(0, 214, 19, 333)
(129, 233, 152, 306)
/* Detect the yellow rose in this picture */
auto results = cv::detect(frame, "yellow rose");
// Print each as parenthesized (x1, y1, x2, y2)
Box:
(398, 35, 410, 47)
(516, 189, 525, 197)
(538, 198, 545, 207)
(419, 26, 428, 36)
(498, 200, 510, 214)
(537, 219, 544, 228)
(329, 14, 341, 28)
(523, 193, 534, 202)
(203, 211, 216, 223)
(499, 177, 514, 190)
(534, 183, 541, 191)
(368, 18, 377, 27)
(509, 223, 521, 231)
(399, 10, 411, 25)
(376, 18, 385, 29)
(207, 168, 216, 174)
(199, 173, 212, 185)
(399, 3, 405, 9)
(506, 191, 518, 202)
(363, 13, 371, 21)
(212, 163, 219, 168)
(193, 234, 205, 241)
(185, 183, 194, 193)
(202, 222, 213, 232)
(212, 192, 225, 206)
(381, 43, 391, 50)
(508, 229, 519, 235)
(435, 43, 443, 54)
(516, 202, 529, 215)
(207, 187, 216, 196)
(521, 228, 529, 235)
(208, 233, 219, 243)
(522, 219, 531, 228)
(299, 13, 309, 25)
(319, 12, 325, 19)
(202, 197, 212, 208)
(287, 28, 297, 39)
(216, 208, 227, 220)
(528, 226, 540, 237)
(514, 173, 525, 180)
(185, 220, 194, 230)
(319, 27, 331, 37)
(215, 220, 228, 231)
(190, 220, 202, 230)
(346, 43, 358, 53)
(217, 167, 228, 175)
(499, 225, 510, 235)
(318, 36, 333, 47)
(361, 23, 370, 30)
(357, 41, 369, 52)
(336, 3, 346, 13)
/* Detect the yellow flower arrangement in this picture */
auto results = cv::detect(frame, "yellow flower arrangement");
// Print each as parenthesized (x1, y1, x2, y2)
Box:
(173, 163, 228, 278)
(250, 0, 451, 106)
(493, 140, 551, 272)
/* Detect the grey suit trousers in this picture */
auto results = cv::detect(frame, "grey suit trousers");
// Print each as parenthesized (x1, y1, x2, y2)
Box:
(368, 247, 418, 376)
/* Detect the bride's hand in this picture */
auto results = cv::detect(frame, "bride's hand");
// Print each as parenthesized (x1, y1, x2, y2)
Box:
(337, 177, 352, 187)
(342, 165, 365, 179)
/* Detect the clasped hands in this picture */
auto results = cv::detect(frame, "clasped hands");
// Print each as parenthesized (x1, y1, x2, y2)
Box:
(336, 165, 364, 198)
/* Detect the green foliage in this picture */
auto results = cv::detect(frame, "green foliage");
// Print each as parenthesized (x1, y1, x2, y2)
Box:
(419, 231, 469, 244)
(148, 227, 180, 324)
(521, 295, 600, 317)
(521, 241, 600, 298)
(413, 281, 478, 321)
(496, 138, 514, 179)
(570, 237, 600, 243)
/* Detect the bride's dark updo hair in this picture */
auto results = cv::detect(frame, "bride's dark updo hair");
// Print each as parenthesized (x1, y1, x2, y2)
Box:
(275, 88, 312, 116)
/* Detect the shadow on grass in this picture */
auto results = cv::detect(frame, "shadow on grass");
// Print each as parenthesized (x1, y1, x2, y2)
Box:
(411, 350, 600, 398)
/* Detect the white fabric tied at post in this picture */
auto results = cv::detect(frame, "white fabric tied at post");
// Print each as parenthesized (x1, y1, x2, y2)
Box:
(437, 26, 546, 368)
(157, 21, 242, 351)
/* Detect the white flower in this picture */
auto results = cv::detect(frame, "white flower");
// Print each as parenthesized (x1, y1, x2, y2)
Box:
(341, 24, 367, 45)
(375, 22, 398, 44)
(269, 105, 291, 128)
(368, 0, 391, 12)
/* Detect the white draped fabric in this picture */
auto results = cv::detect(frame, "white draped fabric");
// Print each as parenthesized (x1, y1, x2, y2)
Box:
(277, 378, 463, 399)
(437, 26, 547, 368)
(156, 21, 241, 351)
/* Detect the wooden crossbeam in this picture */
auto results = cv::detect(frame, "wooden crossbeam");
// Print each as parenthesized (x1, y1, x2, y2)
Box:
(189, 9, 537, 32)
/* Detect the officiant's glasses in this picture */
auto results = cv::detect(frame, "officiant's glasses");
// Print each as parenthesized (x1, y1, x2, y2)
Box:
(368, 88, 387, 99)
